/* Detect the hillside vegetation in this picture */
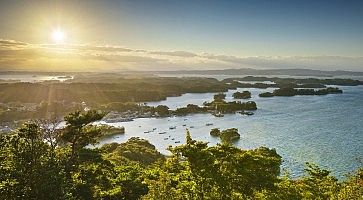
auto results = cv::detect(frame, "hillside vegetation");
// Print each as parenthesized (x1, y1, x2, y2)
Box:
(0, 110, 361, 199)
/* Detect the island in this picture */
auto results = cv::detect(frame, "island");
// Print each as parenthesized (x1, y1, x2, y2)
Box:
(233, 91, 251, 99)
(173, 99, 257, 116)
(210, 128, 241, 143)
(0, 73, 358, 129)
(98, 124, 125, 137)
(259, 87, 343, 97)
(222, 76, 363, 86)
(213, 93, 226, 101)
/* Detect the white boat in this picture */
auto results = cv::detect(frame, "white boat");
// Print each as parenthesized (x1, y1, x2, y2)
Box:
(212, 112, 224, 117)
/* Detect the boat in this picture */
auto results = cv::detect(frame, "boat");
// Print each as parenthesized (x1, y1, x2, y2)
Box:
(190, 126, 195, 128)
(182, 124, 187, 126)
(158, 132, 167, 134)
(212, 112, 224, 117)
(175, 141, 181, 144)
(164, 138, 168, 140)
(171, 138, 175, 140)
(206, 123, 213, 126)
(169, 126, 176, 130)
(144, 131, 149, 133)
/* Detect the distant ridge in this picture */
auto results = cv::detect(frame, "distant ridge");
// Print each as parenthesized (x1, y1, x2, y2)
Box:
(154, 68, 363, 77)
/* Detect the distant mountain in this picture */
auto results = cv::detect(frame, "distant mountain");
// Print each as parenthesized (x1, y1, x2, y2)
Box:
(154, 68, 363, 77)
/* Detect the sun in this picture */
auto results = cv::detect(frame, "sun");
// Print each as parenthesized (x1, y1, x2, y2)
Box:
(52, 29, 66, 43)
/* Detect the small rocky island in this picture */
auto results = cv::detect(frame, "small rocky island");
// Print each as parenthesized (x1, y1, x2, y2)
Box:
(98, 124, 125, 137)
(233, 91, 251, 99)
(210, 128, 240, 143)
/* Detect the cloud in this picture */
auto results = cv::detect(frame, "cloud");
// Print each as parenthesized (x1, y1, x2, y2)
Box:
(198, 54, 363, 71)
(40, 44, 134, 53)
(0, 39, 29, 49)
(149, 51, 197, 57)
(0, 39, 362, 71)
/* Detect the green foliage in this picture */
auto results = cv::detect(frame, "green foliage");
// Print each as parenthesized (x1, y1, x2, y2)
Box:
(259, 87, 343, 97)
(105, 137, 164, 166)
(300, 163, 340, 199)
(210, 128, 241, 143)
(204, 100, 257, 112)
(0, 77, 233, 122)
(150, 134, 282, 199)
(155, 105, 170, 116)
(0, 123, 64, 199)
(174, 104, 207, 115)
(335, 169, 363, 199)
(259, 92, 274, 97)
(210, 128, 220, 136)
(233, 91, 251, 99)
(60, 110, 105, 159)
(223, 76, 361, 87)
(0, 111, 362, 199)
(219, 128, 240, 143)
(98, 124, 125, 137)
(214, 93, 226, 101)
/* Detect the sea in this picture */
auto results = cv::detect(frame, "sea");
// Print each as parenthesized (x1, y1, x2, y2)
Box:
(98, 74, 363, 179)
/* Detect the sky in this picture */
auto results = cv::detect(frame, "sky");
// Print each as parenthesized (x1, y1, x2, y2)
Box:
(0, 0, 362, 71)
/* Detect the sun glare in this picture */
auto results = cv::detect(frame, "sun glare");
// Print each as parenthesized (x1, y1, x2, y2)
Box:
(52, 29, 66, 43)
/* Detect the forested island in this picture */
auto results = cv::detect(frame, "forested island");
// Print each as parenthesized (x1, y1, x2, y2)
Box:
(173, 100, 257, 116)
(259, 87, 343, 97)
(104, 99, 256, 120)
(210, 128, 241, 143)
(0, 110, 361, 199)
(223, 76, 363, 87)
(233, 91, 251, 99)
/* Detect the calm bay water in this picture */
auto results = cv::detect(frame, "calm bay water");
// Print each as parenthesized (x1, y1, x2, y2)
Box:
(99, 84, 363, 179)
